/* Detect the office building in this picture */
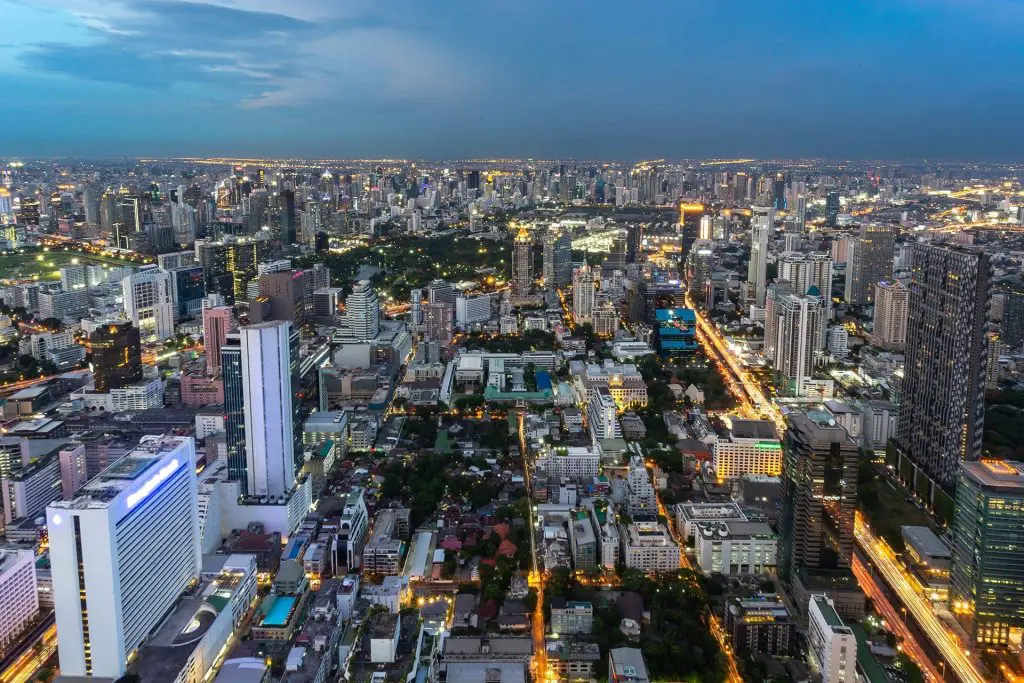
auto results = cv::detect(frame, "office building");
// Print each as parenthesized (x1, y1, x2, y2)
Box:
(872, 280, 908, 350)
(949, 459, 1024, 646)
(543, 228, 573, 288)
(768, 293, 823, 397)
(2, 447, 61, 525)
(512, 225, 533, 296)
(47, 436, 201, 679)
(622, 521, 680, 572)
(345, 280, 379, 341)
(551, 600, 593, 635)
(455, 293, 492, 327)
(808, 595, 857, 683)
(90, 321, 143, 392)
(572, 264, 597, 323)
(895, 244, 991, 492)
(693, 521, 777, 575)
(845, 224, 895, 305)
(240, 322, 299, 499)
(168, 264, 206, 321)
(0, 550, 39, 655)
(724, 597, 794, 657)
(712, 419, 782, 479)
(747, 206, 773, 306)
(122, 269, 175, 342)
(779, 412, 858, 586)
(203, 306, 236, 376)
(254, 270, 305, 325)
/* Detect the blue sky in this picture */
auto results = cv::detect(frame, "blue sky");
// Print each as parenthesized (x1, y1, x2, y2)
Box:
(2, 0, 1023, 159)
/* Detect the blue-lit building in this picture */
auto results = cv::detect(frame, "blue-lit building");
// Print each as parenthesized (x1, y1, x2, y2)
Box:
(656, 308, 698, 356)
(169, 264, 206, 320)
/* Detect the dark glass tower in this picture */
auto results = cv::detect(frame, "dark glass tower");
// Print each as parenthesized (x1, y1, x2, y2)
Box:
(221, 336, 246, 488)
(90, 321, 142, 391)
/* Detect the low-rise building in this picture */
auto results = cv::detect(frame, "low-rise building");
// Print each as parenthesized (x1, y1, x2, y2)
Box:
(550, 599, 593, 635)
(621, 521, 680, 572)
(362, 508, 410, 576)
(546, 639, 600, 682)
(609, 647, 650, 683)
(724, 596, 794, 656)
(711, 419, 781, 480)
(693, 521, 777, 575)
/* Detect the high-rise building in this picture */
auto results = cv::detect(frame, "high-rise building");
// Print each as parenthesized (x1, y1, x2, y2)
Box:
(895, 244, 991, 492)
(47, 436, 201, 679)
(807, 595, 857, 683)
(409, 288, 423, 326)
(747, 207, 773, 307)
(543, 229, 573, 288)
(203, 306, 236, 376)
(122, 269, 175, 342)
(871, 280, 908, 350)
(768, 293, 822, 397)
(512, 225, 533, 296)
(167, 264, 206, 321)
(779, 411, 858, 585)
(587, 386, 620, 441)
(346, 280, 379, 340)
(221, 335, 245, 484)
(240, 322, 299, 499)
(0, 550, 39, 655)
(949, 459, 1024, 646)
(844, 224, 895, 305)
(999, 284, 1024, 348)
(423, 302, 454, 346)
(625, 223, 643, 263)
(825, 191, 841, 227)
(90, 321, 143, 392)
(777, 251, 833, 318)
(572, 264, 597, 324)
(255, 270, 305, 326)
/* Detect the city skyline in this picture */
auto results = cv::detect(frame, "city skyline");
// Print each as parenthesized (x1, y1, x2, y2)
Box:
(3, 0, 1024, 159)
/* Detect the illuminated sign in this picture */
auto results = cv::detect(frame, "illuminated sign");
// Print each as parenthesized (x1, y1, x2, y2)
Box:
(126, 458, 182, 509)
(755, 441, 781, 450)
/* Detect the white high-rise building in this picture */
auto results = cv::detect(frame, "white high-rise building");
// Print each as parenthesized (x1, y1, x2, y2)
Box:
(872, 280, 908, 350)
(122, 269, 174, 342)
(455, 293, 492, 327)
(770, 293, 822, 397)
(241, 322, 296, 499)
(346, 280, 380, 340)
(47, 436, 201, 679)
(572, 264, 597, 323)
(747, 206, 773, 307)
(808, 595, 857, 683)
(587, 386, 620, 441)
(0, 550, 39, 654)
(777, 251, 833, 319)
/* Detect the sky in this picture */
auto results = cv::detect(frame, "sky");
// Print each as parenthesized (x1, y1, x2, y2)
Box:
(1, 0, 1023, 160)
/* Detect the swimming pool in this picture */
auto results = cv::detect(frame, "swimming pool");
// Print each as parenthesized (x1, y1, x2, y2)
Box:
(263, 595, 297, 627)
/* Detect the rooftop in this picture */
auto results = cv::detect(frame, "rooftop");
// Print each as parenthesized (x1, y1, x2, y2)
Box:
(961, 459, 1024, 491)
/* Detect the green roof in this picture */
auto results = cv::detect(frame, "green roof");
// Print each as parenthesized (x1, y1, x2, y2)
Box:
(434, 431, 453, 455)
(205, 594, 231, 613)
(851, 624, 889, 683)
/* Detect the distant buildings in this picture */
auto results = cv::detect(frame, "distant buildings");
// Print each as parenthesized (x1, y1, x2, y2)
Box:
(871, 280, 908, 350)
(543, 228, 573, 288)
(747, 206, 773, 307)
(512, 225, 533, 297)
(845, 223, 895, 305)
(894, 243, 991, 494)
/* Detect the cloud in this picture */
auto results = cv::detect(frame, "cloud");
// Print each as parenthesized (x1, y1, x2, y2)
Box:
(10, 0, 474, 108)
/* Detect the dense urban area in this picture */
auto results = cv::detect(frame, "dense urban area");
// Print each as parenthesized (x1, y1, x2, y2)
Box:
(0, 157, 1019, 683)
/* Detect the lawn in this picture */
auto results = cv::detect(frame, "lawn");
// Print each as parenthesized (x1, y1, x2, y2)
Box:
(0, 249, 135, 282)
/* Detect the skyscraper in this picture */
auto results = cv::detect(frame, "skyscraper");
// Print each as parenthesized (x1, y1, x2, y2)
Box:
(121, 269, 175, 342)
(999, 283, 1024, 348)
(221, 335, 245, 484)
(625, 223, 643, 263)
(512, 225, 533, 297)
(543, 229, 573, 288)
(572, 264, 597, 324)
(779, 411, 858, 588)
(235, 322, 300, 498)
(895, 244, 991, 492)
(825, 191, 841, 227)
(844, 224, 895, 305)
(203, 306, 236, 376)
(949, 459, 1024, 647)
(90, 321, 142, 391)
(346, 280, 379, 340)
(769, 293, 823, 397)
(47, 436, 201, 679)
(747, 206, 773, 307)
(776, 251, 833, 345)
(871, 280, 908, 350)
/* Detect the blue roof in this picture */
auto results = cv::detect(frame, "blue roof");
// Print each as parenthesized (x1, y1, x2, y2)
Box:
(536, 370, 552, 391)
(655, 308, 696, 322)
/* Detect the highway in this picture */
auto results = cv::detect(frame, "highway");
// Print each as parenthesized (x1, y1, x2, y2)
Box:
(0, 623, 57, 683)
(854, 514, 986, 683)
(684, 292, 787, 433)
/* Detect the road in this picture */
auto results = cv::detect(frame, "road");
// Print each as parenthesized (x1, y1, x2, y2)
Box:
(517, 412, 547, 680)
(851, 553, 943, 681)
(684, 292, 787, 434)
(854, 514, 986, 683)
(0, 623, 57, 683)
